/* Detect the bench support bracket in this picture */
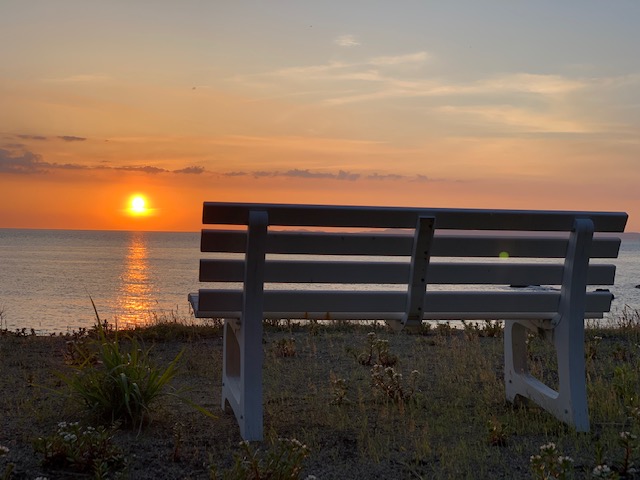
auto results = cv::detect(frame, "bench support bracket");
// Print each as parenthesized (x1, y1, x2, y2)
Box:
(221, 210, 268, 441)
(504, 218, 594, 432)
(390, 216, 435, 331)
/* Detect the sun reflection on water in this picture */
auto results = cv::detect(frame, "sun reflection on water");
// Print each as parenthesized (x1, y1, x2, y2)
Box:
(116, 232, 154, 327)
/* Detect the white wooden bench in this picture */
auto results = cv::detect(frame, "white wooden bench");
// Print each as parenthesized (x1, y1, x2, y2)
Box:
(188, 201, 627, 441)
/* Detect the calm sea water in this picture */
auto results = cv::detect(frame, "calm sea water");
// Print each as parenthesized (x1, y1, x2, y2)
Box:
(0, 229, 639, 334)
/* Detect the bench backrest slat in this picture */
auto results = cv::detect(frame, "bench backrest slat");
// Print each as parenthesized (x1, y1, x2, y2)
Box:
(201, 230, 622, 258)
(203, 202, 628, 232)
(197, 289, 614, 318)
(200, 259, 616, 286)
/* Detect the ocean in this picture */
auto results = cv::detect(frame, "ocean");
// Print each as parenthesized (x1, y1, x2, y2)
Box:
(0, 229, 639, 334)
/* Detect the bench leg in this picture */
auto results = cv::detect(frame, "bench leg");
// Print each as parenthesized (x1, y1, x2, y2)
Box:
(221, 317, 264, 441)
(221, 210, 268, 441)
(504, 319, 589, 432)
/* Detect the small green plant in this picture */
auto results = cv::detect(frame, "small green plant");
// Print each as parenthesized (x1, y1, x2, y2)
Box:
(616, 431, 638, 477)
(586, 335, 603, 363)
(1, 445, 13, 480)
(434, 321, 454, 336)
(33, 422, 125, 478)
(592, 464, 619, 479)
(212, 437, 311, 479)
(480, 320, 503, 338)
(60, 319, 184, 428)
(487, 417, 508, 446)
(613, 365, 639, 410)
(529, 442, 574, 480)
(370, 364, 419, 407)
(355, 332, 397, 367)
(273, 337, 297, 358)
(329, 373, 350, 405)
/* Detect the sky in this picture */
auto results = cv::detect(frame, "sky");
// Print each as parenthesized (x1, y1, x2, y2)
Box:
(0, 1, 638, 232)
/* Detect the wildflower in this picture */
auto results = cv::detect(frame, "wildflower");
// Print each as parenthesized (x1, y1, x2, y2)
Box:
(620, 431, 637, 440)
(0, 445, 9, 455)
(540, 442, 557, 452)
(593, 464, 612, 477)
(557, 455, 574, 464)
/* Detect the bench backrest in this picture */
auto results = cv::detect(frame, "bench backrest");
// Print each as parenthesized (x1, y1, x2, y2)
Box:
(195, 202, 627, 321)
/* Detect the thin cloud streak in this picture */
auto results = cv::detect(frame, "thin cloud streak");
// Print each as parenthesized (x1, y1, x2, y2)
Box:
(43, 74, 111, 83)
(335, 34, 360, 47)
(222, 168, 435, 183)
(0, 147, 205, 176)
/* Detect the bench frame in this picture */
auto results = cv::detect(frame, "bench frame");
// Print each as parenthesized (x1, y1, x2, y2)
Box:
(189, 202, 627, 440)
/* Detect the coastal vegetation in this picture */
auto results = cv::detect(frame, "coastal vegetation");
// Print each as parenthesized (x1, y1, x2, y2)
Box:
(1, 308, 640, 479)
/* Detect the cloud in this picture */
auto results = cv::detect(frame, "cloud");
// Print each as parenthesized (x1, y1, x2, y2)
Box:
(58, 135, 87, 142)
(231, 51, 594, 133)
(370, 52, 431, 66)
(0, 149, 47, 174)
(173, 166, 205, 174)
(235, 51, 431, 86)
(286, 168, 360, 180)
(366, 172, 405, 181)
(222, 168, 435, 183)
(15, 134, 89, 142)
(0, 147, 207, 176)
(44, 74, 111, 83)
(335, 35, 360, 47)
(17, 134, 48, 141)
(116, 165, 166, 174)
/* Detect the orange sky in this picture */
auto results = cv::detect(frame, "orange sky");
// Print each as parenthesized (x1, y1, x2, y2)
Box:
(1, 2, 638, 231)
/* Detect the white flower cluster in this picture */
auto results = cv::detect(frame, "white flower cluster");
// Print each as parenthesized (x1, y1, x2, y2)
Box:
(539, 442, 557, 453)
(0, 445, 9, 455)
(592, 464, 612, 477)
(620, 431, 637, 441)
(56, 421, 79, 432)
(279, 437, 309, 452)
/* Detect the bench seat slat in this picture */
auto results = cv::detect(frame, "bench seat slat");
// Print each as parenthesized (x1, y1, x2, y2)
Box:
(199, 259, 616, 286)
(201, 230, 622, 259)
(203, 202, 628, 232)
(194, 289, 613, 317)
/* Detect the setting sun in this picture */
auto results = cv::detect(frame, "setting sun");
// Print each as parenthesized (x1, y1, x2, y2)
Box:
(128, 195, 149, 216)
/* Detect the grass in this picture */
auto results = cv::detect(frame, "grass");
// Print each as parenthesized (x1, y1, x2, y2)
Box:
(2, 312, 640, 478)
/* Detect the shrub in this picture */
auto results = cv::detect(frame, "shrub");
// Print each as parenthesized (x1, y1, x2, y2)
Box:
(355, 332, 397, 367)
(33, 422, 125, 478)
(59, 319, 184, 428)
(370, 365, 419, 406)
(529, 442, 574, 480)
(213, 437, 311, 479)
